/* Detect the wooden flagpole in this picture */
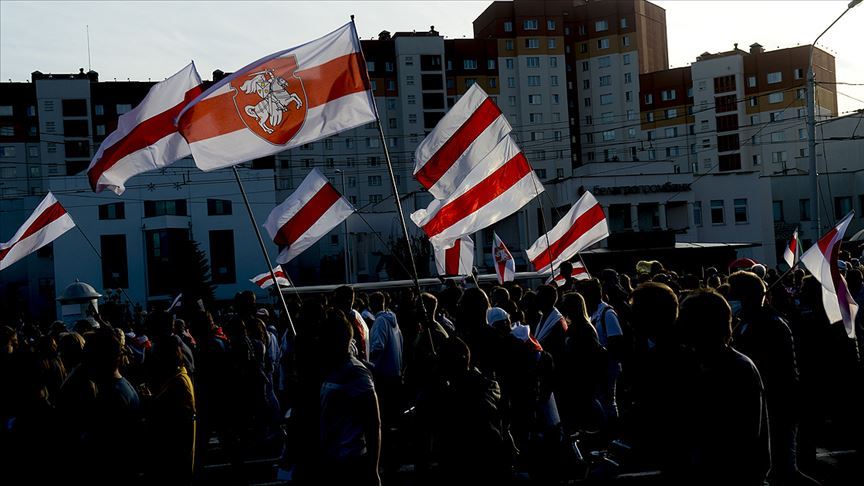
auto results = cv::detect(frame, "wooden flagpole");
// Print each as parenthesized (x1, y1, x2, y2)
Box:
(352, 14, 434, 354)
(232, 166, 296, 338)
(528, 170, 558, 280)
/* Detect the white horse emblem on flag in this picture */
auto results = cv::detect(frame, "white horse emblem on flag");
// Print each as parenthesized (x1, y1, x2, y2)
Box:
(240, 69, 303, 134)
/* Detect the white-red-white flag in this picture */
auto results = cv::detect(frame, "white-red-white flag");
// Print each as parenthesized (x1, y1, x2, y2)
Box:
(263, 169, 355, 264)
(492, 232, 515, 284)
(87, 63, 203, 194)
(783, 227, 799, 268)
(250, 265, 291, 289)
(414, 84, 511, 199)
(527, 191, 609, 275)
(177, 22, 375, 171)
(546, 261, 590, 286)
(434, 235, 474, 277)
(410, 136, 542, 246)
(800, 212, 857, 338)
(1, 192, 76, 271)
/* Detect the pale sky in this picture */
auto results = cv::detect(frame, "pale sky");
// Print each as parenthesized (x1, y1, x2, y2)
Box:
(1, 1, 862, 114)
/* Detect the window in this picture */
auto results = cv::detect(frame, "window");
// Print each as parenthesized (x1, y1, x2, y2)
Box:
(385, 62, 394, 72)
(405, 56, 414, 66)
(694, 201, 703, 226)
(798, 128, 807, 140)
(768, 92, 783, 103)
(465, 78, 476, 88)
(711, 200, 725, 224)
(773, 201, 785, 222)
(750, 114, 760, 125)
(767, 71, 783, 84)
(366, 137, 379, 149)
(209, 230, 236, 284)
(528, 95, 542, 105)
(504, 21, 513, 32)
(661, 89, 677, 101)
(713, 75, 736, 94)
(645, 93, 653, 105)
(665, 127, 678, 138)
(0, 146, 16, 157)
(835, 196, 853, 219)
(529, 113, 543, 123)
(598, 38, 610, 49)
(530, 132, 544, 142)
(623, 72, 633, 84)
(752, 154, 762, 165)
(547, 38, 557, 49)
(598, 56, 611, 68)
(717, 114, 738, 132)
(551, 94, 560, 105)
(100, 235, 129, 288)
(584, 97, 592, 108)
(524, 19, 538, 30)
(367, 156, 380, 167)
(0, 126, 12, 136)
(734, 199, 748, 223)
(800, 199, 811, 221)
(487, 59, 496, 70)
(717, 134, 739, 152)
(625, 91, 632, 102)
(507, 77, 516, 88)
(796, 88, 806, 100)
(602, 130, 615, 141)
(595, 20, 608, 32)
(528, 76, 541, 86)
(770, 132, 785, 143)
(505, 59, 515, 70)
(98, 202, 125, 220)
(583, 79, 590, 90)
(525, 57, 542, 69)
(665, 146, 679, 157)
(771, 151, 788, 164)
(525, 38, 540, 49)
(628, 127, 636, 138)
(665, 108, 677, 120)
(368, 175, 382, 186)
(28, 146, 38, 157)
(366, 61, 376, 72)
(547, 19, 556, 30)
(600, 94, 613, 105)
(601, 112, 614, 124)
(207, 199, 232, 216)
(144, 199, 188, 217)
(116, 104, 132, 114)
(595, 75, 610, 87)
(770, 111, 783, 122)
(646, 112, 655, 122)
(549, 57, 557, 68)
(622, 54, 631, 66)
(369, 194, 382, 204)
(749, 97, 759, 107)
(622, 36, 630, 47)
(463, 59, 477, 70)
(406, 75, 415, 86)
(508, 96, 517, 107)
(505, 39, 514, 51)
(549, 75, 559, 87)
(554, 131, 562, 142)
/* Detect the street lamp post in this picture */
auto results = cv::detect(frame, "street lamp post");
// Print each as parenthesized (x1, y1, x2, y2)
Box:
(807, 0, 861, 237)
(335, 169, 351, 283)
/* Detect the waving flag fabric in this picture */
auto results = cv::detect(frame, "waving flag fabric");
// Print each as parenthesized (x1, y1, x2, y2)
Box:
(1, 193, 75, 271)
(434, 235, 474, 277)
(783, 227, 799, 268)
(250, 266, 291, 289)
(527, 191, 609, 275)
(546, 261, 590, 286)
(800, 212, 857, 338)
(414, 84, 511, 199)
(177, 22, 375, 171)
(410, 136, 542, 246)
(263, 169, 355, 264)
(492, 232, 515, 284)
(87, 63, 203, 194)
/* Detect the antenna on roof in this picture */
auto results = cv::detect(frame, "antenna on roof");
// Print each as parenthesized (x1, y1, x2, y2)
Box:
(86, 25, 92, 72)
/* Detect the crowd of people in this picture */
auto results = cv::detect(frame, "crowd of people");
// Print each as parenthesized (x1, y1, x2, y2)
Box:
(1, 257, 862, 485)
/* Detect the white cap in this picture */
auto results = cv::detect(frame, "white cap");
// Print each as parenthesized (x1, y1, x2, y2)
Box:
(486, 307, 510, 326)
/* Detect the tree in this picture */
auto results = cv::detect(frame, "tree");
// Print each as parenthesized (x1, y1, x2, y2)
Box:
(174, 239, 215, 309)
(383, 236, 432, 280)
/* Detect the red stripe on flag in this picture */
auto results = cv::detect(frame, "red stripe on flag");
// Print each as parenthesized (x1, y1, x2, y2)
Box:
(422, 152, 532, 238)
(88, 86, 204, 191)
(415, 98, 502, 189)
(531, 204, 606, 271)
(255, 269, 286, 287)
(817, 228, 838, 255)
(180, 53, 368, 143)
(445, 239, 462, 275)
(0, 202, 67, 262)
(273, 183, 341, 248)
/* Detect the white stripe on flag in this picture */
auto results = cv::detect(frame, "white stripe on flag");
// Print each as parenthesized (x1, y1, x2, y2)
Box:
(434, 235, 474, 276)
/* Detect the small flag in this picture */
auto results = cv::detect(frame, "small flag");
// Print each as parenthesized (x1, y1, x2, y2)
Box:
(800, 212, 857, 338)
(546, 261, 590, 286)
(527, 191, 609, 275)
(783, 227, 799, 268)
(410, 136, 542, 246)
(87, 63, 203, 194)
(1, 192, 76, 271)
(492, 232, 515, 284)
(263, 169, 354, 264)
(414, 84, 511, 199)
(177, 22, 375, 171)
(434, 235, 474, 276)
(251, 265, 291, 289)
(168, 293, 183, 312)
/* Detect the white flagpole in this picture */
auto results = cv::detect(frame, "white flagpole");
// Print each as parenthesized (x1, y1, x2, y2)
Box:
(232, 167, 296, 338)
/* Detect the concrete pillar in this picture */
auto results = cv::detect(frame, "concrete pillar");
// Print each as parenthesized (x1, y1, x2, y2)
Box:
(658, 203, 667, 230)
(630, 204, 639, 231)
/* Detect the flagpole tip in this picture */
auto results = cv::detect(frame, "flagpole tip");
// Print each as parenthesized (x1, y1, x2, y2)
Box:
(350, 14, 355, 21)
